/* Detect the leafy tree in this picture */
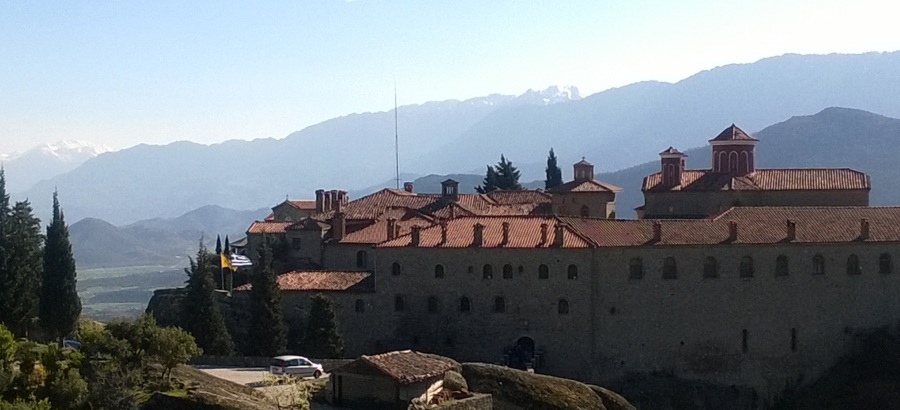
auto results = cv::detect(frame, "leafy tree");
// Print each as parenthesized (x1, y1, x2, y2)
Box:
(39, 191, 81, 343)
(0, 201, 43, 337)
(302, 294, 344, 358)
(248, 239, 287, 356)
(545, 148, 563, 189)
(476, 155, 522, 193)
(181, 241, 234, 355)
(0, 324, 15, 392)
(150, 325, 200, 380)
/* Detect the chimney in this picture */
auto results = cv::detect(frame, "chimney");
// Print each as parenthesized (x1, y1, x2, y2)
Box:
(786, 219, 796, 241)
(339, 190, 348, 207)
(553, 223, 565, 247)
(335, 194, 344, 213)
(659, 147, 686, 188)
(323, 190, 333, 212)
(501, 222, 510, 246)
(387, 218, 397, 240)
(539, 223, 549, 245)
(315, 189, 325, 213)
(473, 223, 484, 247)
(729, 221, 738, 241)
(410, 225, 421, 247)
(403, 182, 414, 193)
(440, 222, 448, 245)
(652, 221, 662, 242)
(860, 218, 870, 240)
(331, 212, 346, 241)
(441, 179, 459, 202)
(329, 190, 339, 211)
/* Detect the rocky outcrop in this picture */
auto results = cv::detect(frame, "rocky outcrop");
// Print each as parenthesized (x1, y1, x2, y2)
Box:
(461, 363, 634, 410)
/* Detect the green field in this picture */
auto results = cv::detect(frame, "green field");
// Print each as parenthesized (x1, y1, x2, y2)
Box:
(78, 265, 188, 320)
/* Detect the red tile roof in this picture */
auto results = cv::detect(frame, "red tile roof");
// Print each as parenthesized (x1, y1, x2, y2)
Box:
(549, 179, 622, 193)
(349, 350, 454, 385)
(659, 146, 685, 155)
(287, 200, 317, 210)
(378, 216, 592, 248)
(709, 124, 758, 142)
(247, 221, 293, 234)
(233, 270, 372, 292)
(485, 190, 552, 205)
(340, 208, 436, 244)
(560, 206, 900, 246)
(643, 168, 870, 192)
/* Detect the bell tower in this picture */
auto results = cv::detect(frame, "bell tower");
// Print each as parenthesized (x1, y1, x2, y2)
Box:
(659, 147, 686, 187)
(709, 124, 758, 176)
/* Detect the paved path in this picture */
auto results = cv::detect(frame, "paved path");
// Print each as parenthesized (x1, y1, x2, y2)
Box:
(196, 366, 345, 410)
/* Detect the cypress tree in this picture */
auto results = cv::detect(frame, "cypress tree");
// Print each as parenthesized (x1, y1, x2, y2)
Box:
(303, 294, 344, 358)
(545, 148, 563, 189)
(0, 169, 10, 332)
(475, 165, 498, 194)
(0, 201, 43, 337)
(40, 190, 81, 342)
(494, 155, 522, 190)
(215, 235, 222, 255)
(182, 240, 234, 355)
(223, 236, 231, 255)
(248, 239, 287, 356)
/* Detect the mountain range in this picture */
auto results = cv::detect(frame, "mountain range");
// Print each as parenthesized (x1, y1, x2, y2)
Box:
(13, 51, 900, 226)
(2, 140, 111, 193)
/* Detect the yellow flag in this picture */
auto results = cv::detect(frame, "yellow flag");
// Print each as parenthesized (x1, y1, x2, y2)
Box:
(220, 253, 232, 269)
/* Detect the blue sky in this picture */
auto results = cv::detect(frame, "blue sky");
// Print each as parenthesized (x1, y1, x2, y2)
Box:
(1, 0, 898, 153)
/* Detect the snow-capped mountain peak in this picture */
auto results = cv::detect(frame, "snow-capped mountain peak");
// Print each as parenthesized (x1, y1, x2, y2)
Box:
(515, 85, 582, 105)
(36, 140, 113, 162)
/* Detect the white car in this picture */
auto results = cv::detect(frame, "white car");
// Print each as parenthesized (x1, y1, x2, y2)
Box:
(269, 355, 324, 378)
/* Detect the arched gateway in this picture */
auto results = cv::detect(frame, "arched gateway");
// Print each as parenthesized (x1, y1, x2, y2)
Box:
(504, 336, 536, 371)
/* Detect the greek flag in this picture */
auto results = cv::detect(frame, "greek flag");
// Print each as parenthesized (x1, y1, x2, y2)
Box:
(230, 254, 253, 267)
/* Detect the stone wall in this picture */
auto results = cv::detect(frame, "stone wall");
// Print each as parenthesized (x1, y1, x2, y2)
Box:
(433, 393, 492, 410)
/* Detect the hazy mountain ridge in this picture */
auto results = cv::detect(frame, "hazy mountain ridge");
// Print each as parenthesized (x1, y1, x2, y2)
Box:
(21, 51, 900, 224)
(3, 139, 112, 193)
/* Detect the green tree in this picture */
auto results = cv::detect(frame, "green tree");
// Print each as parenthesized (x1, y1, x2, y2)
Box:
(0, 201, 43, 337)
(494, 155, 522, 190)
(302, 294, 344, 358)
(215, 235, 222, 255)
(223, 235, 231, 255)
(475, 165, 498, 194)
(181, 241, 234, 355)
(149, 325, 200, 380)
(39, 191, 81, 343)
(545, 148, 563, 189)
(0, 170, 12, 339)
(0, 324, 16, 392)
(248, 239, 287, 356)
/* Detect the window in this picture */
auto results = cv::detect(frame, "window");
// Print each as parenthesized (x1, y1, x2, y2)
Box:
(703, 256, 718, 278)
(567, 264, 578, 280)
(291, 238, 302, 249)
(356, 251, 367, 268)
(434, 264, 445, 278)
(482, 264, 493, 279)
(742, 329, 748, 353)
(791, 328, 797, 352)
(879, 253, 893, 274)
(776, 255, 789, 276)
(503, 264, 513, 279)
(394, 295, 405, 312)
(629, 257, 644, 280)
(467, 266, 474, 274)
(494, 297, 506, 313)
(355, 299, 365, 313)
(459, 297, 471, 313)
(427, 296, 439, 313)
(391, 262, 401, 276)
(846, 254, 862, 275)
(740, 256, 754, 278)
(580, 205, 590, 217)
(538, 264, 549, 279)
(558, 299, 569, 315)
(662, 257, 677, 280)
(813, 254, 825, 275)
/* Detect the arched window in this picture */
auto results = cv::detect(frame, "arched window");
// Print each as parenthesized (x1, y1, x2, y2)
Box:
(703, 256, 718, 278)
(740, 151, 750, 173)
(538, 264, 549, 279)
(663, 257, 677, 279)
(776, 255, 789, 276)
(494, 297, 506, 313)
(482, 264, 493, 279)
(355, 299, 365, 313)
(879, 253, 893, 274)
(729, 151, 739, 172)
(558, 299, 569, 315)
(434, 264, 445, 278)
(846, 254, 862, 275)
(394, 295, 405, 312)
(740, 256, 754, 278)
(580, 205, 590, 217)
(502, 264, 513, 279)
(391, 262, 401, 276)
(459, 297, 471, 313)
(717, 152, 727, 172)
(356, 251, 367, 268)
(629, 257, 643, 280)
(427, 296, 439, 313)
(567, 264, 578, 280)
(813, 254, 825, 275)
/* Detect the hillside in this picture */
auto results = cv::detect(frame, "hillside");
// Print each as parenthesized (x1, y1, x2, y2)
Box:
(19, 52, 900, 224)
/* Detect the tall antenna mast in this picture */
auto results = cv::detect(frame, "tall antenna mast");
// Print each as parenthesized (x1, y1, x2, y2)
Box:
(394, 83, 400, 189)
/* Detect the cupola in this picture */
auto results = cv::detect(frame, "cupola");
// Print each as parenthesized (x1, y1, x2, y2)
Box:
(709, 124, 758, 176)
